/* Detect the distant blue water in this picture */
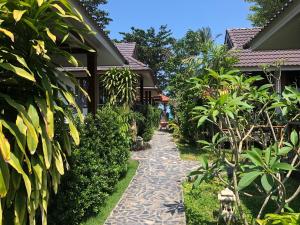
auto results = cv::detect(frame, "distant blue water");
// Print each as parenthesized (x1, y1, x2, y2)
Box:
(158, 104, 173, 120)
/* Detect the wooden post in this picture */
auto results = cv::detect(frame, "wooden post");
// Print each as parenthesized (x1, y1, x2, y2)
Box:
(148, 91, 152, 105)
(140, 77, 144, 105)
(87, 52, 98, 115)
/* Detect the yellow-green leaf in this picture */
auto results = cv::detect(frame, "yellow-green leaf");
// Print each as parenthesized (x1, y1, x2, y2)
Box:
(28, 104, 40, 130)
(0, 155, 10, 198)
(45, 28, 56, 42)
(54, 145, 64, 175)
(52, 3, 65, 15)
(37, 0, 43, 7)
(66, 117, 79, 145)
(35, 97, 54, 140)
(0, 63, 35, 82)
(32, 157, 43, 190)
(8, 152, 31, 198)
(40, 124, 52, 169)
(0, 200, 2, 225)
(14, 192, 26, 225)
(0, 124, 10, 161)
(0, 28, 14, 42)
(13, 10, 26, 22)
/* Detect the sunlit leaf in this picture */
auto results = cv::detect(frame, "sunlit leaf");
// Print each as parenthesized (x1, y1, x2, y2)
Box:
(0, 28, 14, 42)
(0, 63, 35, 82)
(238, 171, 263, 190)
(13, 10, 26, 22)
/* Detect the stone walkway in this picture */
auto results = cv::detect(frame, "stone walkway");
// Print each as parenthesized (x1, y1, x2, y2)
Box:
(105, 131, 198, 225)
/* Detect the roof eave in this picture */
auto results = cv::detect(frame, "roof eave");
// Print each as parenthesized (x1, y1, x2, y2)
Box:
(68, 0, 127, 64)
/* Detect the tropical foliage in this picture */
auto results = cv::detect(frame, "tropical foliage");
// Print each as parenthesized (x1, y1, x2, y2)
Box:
(257, 213, 300, 225)
(134, 105, 161, 142)
(119, 25, 175, 88)
(245, 0, 285, 26)
(49, 107, 131, 225)
(189, 68, 300, 224)
(79, 0, 111, 30)
(168, 41, 237, 144)
(102, 67, 139, 107)
(0, 0, 89, 224)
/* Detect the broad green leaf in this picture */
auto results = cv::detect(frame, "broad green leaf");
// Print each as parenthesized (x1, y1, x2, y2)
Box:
(0, 155, 10, 197)
(66, 117, 80, 145)
(62, 128, 71, 156)
(278, 146, 293, 156)
(0, 124, 10, 161)
(28, 104, 40, 130)
(199, 155, 208, 170)
(54, 145, 64, 175)
(0, 200, 2, 225)
(0, 28, 14, 42)
(245, 149, 264, 167)
(238, 171, 263, 190)
(14, 192, 26, 225)
(261, 174, 274, 193)
(32, 157, 43, 190)
(264, 146, 271, 165)
(272, 162, 294, 171)
(61, 90, 83, 122)
(291, 130, 298, 146)
(197, 116, 207, 127)
(0, 63, 35, 82)
(13, 10, 26, 22)
(8, 153, 31, 198)
(35, 97, 54, 140)
(197, 140, 210, 146)
(1, 120, 25, 153)
(193, 174, 204, 188)
(40, 124, 52, 169)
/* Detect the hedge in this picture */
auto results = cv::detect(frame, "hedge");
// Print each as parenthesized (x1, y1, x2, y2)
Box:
(135, 105, 161, 142)
(49, 106, 131, 225)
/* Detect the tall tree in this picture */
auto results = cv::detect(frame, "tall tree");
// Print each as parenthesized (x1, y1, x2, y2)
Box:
(173, 27, 213, 58)
(79, 0, 112, 30)
(166, 27, 214, 82)
(245, 0, 286, 26)
(119, 25, 175, 88)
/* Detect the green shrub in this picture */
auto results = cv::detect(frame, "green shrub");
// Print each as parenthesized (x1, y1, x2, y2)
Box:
(257, 213, 300, 225)
(49, 106, 131, 225)
(135, 105, 161, 141)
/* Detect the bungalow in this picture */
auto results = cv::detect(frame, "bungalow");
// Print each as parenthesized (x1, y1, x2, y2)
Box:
(59, 0, 158, 115)
(225, 0, 300, 92)
(98, 42, 160, 106)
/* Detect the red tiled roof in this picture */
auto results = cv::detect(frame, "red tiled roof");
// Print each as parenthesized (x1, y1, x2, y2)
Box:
(227, 28, 300, 69)
(227, 28, 261, 48)
(234, 49, 300, 68)
(98, 42, 150, 71)
(115, 42, 137, 58)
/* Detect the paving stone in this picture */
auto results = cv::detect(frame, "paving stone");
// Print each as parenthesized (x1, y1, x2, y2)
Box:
(105, 131, 198, 225)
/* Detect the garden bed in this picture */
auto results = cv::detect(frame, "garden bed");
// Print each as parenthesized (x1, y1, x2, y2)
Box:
(83, 160, 139, 225)
(181, 144, 300, 225)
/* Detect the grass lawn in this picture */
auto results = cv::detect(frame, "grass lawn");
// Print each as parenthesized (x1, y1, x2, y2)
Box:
(178, 143, 230, 162)
(82, 160, 139, 225)
(177, 143, 211, 161)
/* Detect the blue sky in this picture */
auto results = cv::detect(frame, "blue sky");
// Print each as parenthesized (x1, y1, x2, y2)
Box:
(103, 0, 254, 43)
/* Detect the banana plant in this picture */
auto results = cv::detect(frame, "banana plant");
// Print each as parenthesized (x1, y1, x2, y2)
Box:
(0, 0, 90, 224)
